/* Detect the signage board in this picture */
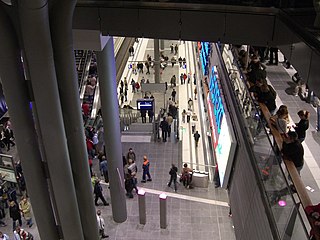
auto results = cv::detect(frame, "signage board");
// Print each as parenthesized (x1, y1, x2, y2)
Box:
(136, 99, 154, 111)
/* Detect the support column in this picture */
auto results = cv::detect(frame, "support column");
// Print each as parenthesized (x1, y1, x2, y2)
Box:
(96, 37, 127, 223)
(0, 6, 58, 240)
(18, 1, 84, 239)
(49, 1, 99, 239)
(160, 39, 165, 53)
(154, 39, 161, 83)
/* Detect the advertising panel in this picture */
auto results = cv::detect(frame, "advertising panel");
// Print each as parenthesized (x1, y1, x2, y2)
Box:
(198, 42, 211, 75)
(207, 66, 237, 188)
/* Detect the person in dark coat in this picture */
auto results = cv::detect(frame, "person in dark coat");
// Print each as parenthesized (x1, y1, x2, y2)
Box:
(160, 117, 169, 142)
(9, 201, 21, 231)
(282, 131, 304, 175)
(167, 164, 178, 192)
(256, 84, 277, 114)
(94, 179, 109, 206)
(293, 110, 310, 143)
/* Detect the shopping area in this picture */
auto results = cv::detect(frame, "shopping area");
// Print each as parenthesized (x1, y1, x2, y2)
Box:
(0, 37, 320, 239)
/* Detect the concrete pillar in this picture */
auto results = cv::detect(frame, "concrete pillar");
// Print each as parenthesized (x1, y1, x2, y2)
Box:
(160, 39, 165, 53)
(154, 39, 161, 83)
(17, 1, 84, 239)
(96, 37, 127, 223)
(49, 1, 99, 239)
(0, 6, 59, 240)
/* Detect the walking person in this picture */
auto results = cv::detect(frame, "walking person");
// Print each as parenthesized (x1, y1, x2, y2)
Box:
(100, 156, 109, 183)
(9, 201, 21, 231)
(141, 156, 152, 183)
(19, 197, 33, 228)
(194, 87, 197, 100)
(130, 79, 136, 93)
(94, 179, 109, 206)
(170, 43, 174, 54)
(160, 117, 169, 142)
(167, 164, 178, 192)
(194, 131, 200, 148)
(97, 210, 109, 238)
(145, 61, 150, 74)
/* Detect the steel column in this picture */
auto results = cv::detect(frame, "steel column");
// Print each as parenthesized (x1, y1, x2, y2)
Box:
(17, 1, 84, 239)
(49, 1, 99, 239)
(154, 39, 161, 83)
(0, 5, 58, 240)
(96, 37, 127, 223)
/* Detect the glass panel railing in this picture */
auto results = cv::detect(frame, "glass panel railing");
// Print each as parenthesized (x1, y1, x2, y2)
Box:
(220, 43, 310, 239)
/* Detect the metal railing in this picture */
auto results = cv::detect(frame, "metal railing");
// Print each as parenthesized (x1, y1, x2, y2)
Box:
(222, 44, 312, 239)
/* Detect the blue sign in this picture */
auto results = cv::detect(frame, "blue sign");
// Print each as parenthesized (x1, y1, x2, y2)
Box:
(136, 99, 154, 111)
(209, 66, 224, 134)
(199, 42, 210, 75)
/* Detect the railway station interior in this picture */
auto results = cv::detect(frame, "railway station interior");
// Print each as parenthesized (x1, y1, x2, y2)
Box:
(0, 0, 320, 239)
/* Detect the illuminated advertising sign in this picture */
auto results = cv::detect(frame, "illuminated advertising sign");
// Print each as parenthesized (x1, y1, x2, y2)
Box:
(209, 66, 224, 135)
(199, 42, 210, 75)
(207, 95, 218, 148)
(207, 65, 236, 188)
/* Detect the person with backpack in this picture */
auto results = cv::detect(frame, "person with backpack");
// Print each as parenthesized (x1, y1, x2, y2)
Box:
(167, 164, 178, 192)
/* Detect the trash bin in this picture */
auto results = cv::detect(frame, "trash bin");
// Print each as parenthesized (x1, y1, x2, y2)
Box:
(192, 171, 209, 188)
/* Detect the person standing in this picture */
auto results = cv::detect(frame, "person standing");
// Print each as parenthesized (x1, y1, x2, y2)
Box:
(168, 164, 178, 192)
(128, 159, 138, 193)
(194, 87, 197, 100)
(94, 179, 109, 206)
(141, 109, 147, 123)
(141, 156, 152, 183)
(19, 197, 33, 228)
(126, 148, 136, 162)
(170, 43, 174, 54)
(166, 114, 174, 138)
(181, 109, 187, 123)
(96, 210, 109, 238)
(130, 79, 136, 93)
(148, 109, 154, 123)
(188, 98, 193, 111)
(194, 131, 200, 148)
(293, 110, 310, 143)
(9, 201, 21, 231)
(171, 89, 177, 102)
(3, 125, 14, 151)
(282, 131, 304, 176)
(174, 44, 178, 55)
(160, 117, 169, 142)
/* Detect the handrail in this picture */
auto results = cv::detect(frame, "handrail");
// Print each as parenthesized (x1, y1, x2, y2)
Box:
(259, 102, 320, 240)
